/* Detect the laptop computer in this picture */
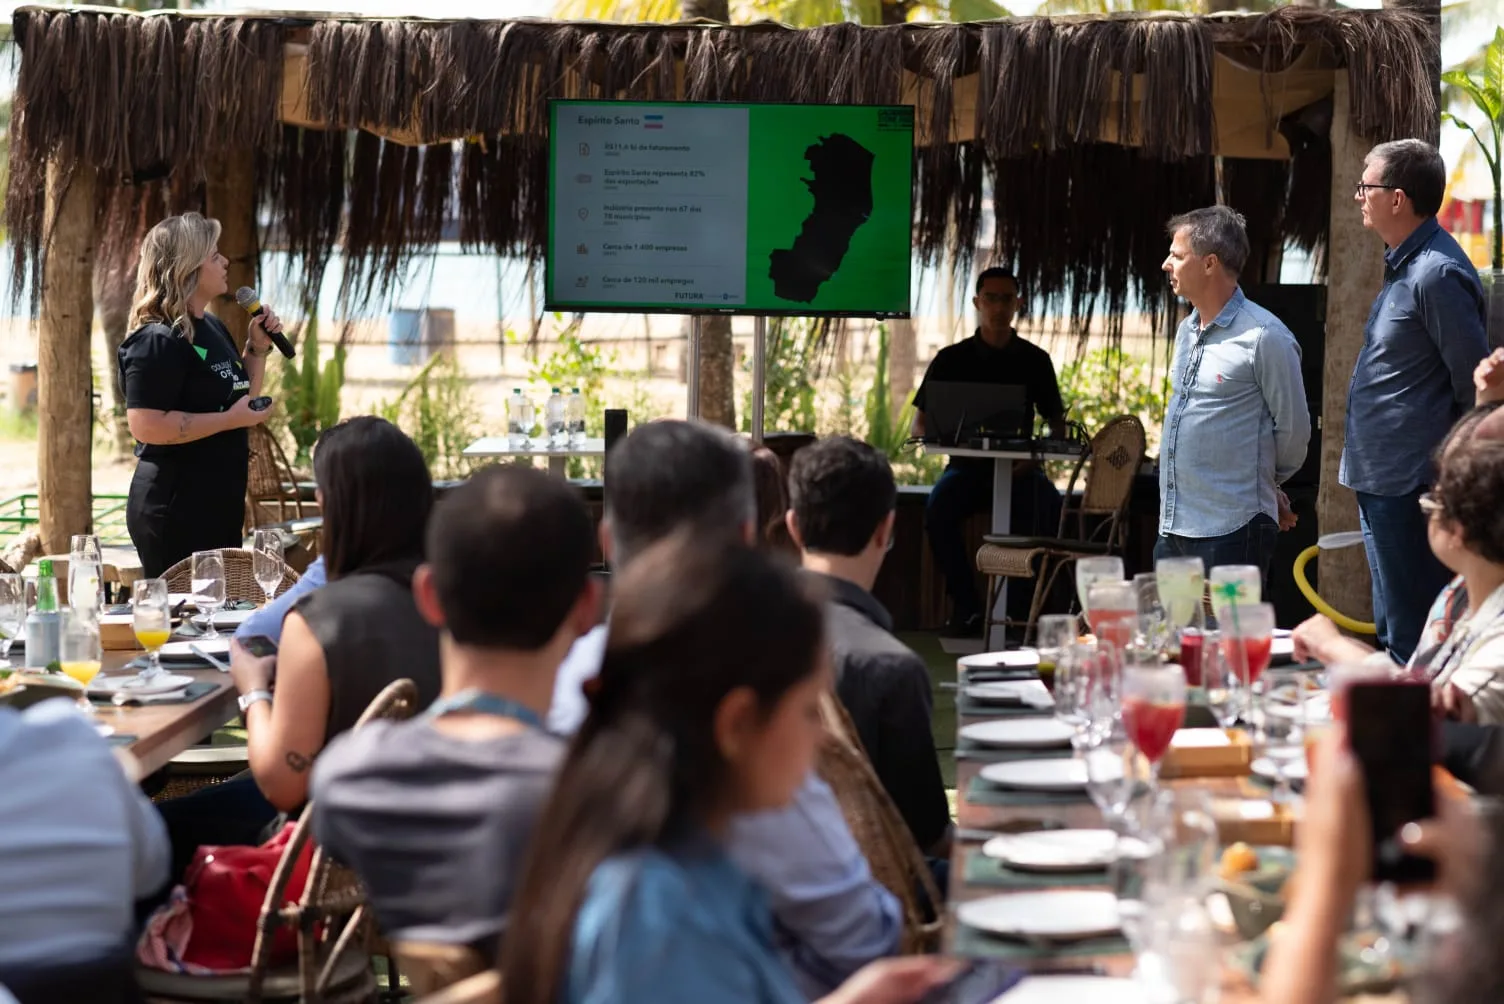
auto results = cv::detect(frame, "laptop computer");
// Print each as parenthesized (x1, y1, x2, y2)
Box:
(921, 382, 1032, 446)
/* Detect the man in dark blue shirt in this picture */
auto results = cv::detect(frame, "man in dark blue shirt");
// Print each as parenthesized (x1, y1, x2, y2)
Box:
(1343, 138, 1489, 662)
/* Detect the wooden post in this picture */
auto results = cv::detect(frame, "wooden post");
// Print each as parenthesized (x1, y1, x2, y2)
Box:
(204, 153, 258, 351)
(39, 160, 98, 553)
(1317, 72, 1383, 623)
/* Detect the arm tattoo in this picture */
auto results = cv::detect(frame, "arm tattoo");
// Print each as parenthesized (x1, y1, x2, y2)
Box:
(176, 412, 192, 441)
(285, 750, 314, 773)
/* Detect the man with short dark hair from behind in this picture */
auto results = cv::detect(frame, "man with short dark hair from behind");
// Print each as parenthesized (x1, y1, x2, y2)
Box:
(787, 435, 953, 863)
(310, 464, 600, 959)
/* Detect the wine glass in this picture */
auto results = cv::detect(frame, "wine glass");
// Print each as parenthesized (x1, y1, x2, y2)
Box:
(1035, 613, 1077, 693)
(1122, 661, 1187, 792)
(1208, 564, 1261, 627)
(1132, 572, 1168, 653)
(0, 574, 23, 666)
(1081, 718, 1136, 827)
(1087, 579, 1136, 654)
(1075, 556, 1125, 621)
(1154, 556, 1205, 631)
(59, 610, 102, 714)
(1202, 638, 1246, 729)
(252, 530, 284, 605)
(132, 578, 171, 681)
(191, 550, 227, 639)
(1220, 602, 1276, 693)
(1257, 668, 1311, 804)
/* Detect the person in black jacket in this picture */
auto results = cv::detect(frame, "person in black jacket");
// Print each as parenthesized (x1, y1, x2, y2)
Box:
(786, 436, 953, 861)
(117, 213, 281, 577)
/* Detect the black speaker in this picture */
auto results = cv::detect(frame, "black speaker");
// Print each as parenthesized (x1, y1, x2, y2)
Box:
(604, 409, 628, 455)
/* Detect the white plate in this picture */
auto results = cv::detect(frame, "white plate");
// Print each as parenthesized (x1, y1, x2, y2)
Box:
(964, 680, 1054, 708)
(958, 718, 1074, 749)
(168, 593, 200, 609)
(1264, 692, 1331, 722)
(1000, 976, 1146, 1003)
(956, 890, 1120, 941)
(1272, 628, 1293, 640)
(980, 758, 1105, 792)
(158, 639, 231, 661)
(1251, 755, 1308, 783)
(960, 649, 1040, 671)
(981, 829, 1117, 872)
(192, 609, 255, 629)
(95, 723, 115, 738)
(89, 673, 195, 696)
(1271, 637, 1295, 661)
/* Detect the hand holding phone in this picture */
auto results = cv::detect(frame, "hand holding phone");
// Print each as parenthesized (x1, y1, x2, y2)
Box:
(238, 634, 278, 659)
(1346, 680, 1436, 883)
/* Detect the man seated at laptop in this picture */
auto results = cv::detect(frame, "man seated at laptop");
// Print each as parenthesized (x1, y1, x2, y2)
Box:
(912, 266, 1067, 638)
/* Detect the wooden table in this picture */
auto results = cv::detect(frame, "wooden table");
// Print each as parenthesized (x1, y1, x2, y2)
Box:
(95, 651, 239, 778)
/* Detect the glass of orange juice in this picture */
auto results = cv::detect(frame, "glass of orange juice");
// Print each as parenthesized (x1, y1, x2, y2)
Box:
(60, 609, 102, 714)
(132, 578, 171, 680)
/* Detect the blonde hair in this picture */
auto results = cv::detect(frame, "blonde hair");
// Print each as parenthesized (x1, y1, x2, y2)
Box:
(129, 213, 222, 339)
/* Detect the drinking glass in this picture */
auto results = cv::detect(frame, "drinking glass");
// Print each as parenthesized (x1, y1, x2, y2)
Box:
(1122, 661, 1187, 791)
(1070, 638, 1122, 741)
(59, 610, 102, 714)
(1132, 572, 1169, 655)
(1075, 556, 1125, 620)
(1155, 555, 1206, 631)
(191, 550, 227, 639)
(67, 557, 102, 614)
(70, 534, 101, 564)
(0, 574, 22, 665)
(1087, 579, 1136, 654)
(1111, 830, 1165, 954)
(1080, 719, 1137, 827)
(252, 530, 284, 605)
(1203, 638, 1246, 729)
(1035, 613, 1077, 693)
(1220, 601, 1276, 692)
(132, 578, 171, 680)
(1258, 668, 1312, 804)
(1209, 564, 1261, 626)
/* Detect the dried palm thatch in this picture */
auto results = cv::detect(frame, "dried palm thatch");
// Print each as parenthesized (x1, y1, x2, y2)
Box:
(6, 6, 1436, 332)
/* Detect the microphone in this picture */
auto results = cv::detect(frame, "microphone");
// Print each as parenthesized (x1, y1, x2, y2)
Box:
(234, 287, 296, 359)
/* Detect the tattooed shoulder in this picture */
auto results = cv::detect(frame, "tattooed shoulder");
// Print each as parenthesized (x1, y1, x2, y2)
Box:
(285, 750, 315, 773)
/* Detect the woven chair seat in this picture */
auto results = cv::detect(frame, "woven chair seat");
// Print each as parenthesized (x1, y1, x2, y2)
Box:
(981, 534, 1113, 555)
(160, 549, 301, 606)
(975, 543, 1047, 579)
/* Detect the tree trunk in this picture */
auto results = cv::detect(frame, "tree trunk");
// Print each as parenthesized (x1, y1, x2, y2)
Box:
(94, 252, 136, 458)
(888, 318, 916, 419)
(681, 0, 736, 428)
(1317, 72, 1381, 624)
(204, 152, 259, 351)
(39, 161, 98, 553)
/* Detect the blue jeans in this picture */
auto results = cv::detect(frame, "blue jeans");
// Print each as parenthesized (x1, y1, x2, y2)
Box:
(925, 464, 1062, 621)
(1356, 489, 1453, 664)
(1154, 514, 1280, 598)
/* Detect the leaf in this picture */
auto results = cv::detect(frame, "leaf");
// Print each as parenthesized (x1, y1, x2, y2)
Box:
(945, 0, 1010, 20)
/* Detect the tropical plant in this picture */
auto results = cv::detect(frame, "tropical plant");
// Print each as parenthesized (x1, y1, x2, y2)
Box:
(1443, 26, 1504, 270)
(1057, 345, 1166, 451)
(529, 326, 617, 477)
(279, 311, 347, 467)
(743, 317, 819, 434)
(376, 353, 483, 481)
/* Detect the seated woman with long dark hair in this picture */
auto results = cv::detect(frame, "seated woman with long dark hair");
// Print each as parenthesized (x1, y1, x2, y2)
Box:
(499, 537, 955, 1004)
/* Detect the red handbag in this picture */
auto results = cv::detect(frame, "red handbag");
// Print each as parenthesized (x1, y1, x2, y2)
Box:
(178, 821, 314, 971)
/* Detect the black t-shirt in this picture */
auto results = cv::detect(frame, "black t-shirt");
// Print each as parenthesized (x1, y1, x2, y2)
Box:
(118, 313, 251, 468)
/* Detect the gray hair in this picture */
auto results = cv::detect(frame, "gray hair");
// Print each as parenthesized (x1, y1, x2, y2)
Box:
(1366, 139, 1446, 217)
(1166, 206, 1250, 277)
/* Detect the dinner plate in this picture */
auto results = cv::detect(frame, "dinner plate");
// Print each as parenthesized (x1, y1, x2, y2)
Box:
(958, 718, 1074, 749)
(192, 609, 255, 629)
(1251, 756, 1308, 783)
(960, 649, 1040, 672)
(964, 680, 1054, 708)
(981, 829, 1117, 872)
(980, 758, 1106, 792)
(999, 976, 1146, 1003)
(89, 673, 195, 696)
(167, 593, 199, 609)
(956, 890, 1121, 941)
(159, 638, 231, 661)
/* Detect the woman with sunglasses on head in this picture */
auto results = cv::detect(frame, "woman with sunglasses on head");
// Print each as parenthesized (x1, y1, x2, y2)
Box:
(500, 536, 958, 1004)
(117, 212, 282, 577)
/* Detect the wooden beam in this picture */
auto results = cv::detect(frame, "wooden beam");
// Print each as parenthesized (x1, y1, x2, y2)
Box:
(205, 152, 259, 351)
(39, 160, 98, 553)
(1317, 71, 1381, 624)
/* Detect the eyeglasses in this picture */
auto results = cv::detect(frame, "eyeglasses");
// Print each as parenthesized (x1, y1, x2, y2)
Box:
(1418, 491, 1444, 517)
(1355, 182, 1398, 196)
(978, 292, 1018, 305)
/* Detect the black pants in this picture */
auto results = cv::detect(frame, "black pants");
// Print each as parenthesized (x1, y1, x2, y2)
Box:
(0, 942, 144, 1004)
(126, 457, 247, 578)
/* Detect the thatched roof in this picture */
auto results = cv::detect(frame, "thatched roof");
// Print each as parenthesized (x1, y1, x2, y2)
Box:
(5, 6, 1436, 331)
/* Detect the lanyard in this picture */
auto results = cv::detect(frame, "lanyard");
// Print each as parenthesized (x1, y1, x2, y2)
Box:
(424, 688, 544, 731)
(1428, 583, 1504, 685)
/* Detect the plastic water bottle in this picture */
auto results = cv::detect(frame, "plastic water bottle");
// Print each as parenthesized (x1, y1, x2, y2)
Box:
(508, 389, 534, 450)
(545, 388, 567, 449)
(567, 388, 586, 447)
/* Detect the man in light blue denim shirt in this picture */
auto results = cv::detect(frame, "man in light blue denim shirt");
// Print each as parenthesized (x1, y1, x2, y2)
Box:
(1343, 139, 1488, 663)
(1156, 206, 1310, 587)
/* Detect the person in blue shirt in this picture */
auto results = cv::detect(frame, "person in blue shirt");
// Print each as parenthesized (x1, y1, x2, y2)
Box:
(1345, 138, 1489, 663)
(501, 537, 958, 1004)
(233, 555, 327, 649)
(1157, 206, 1310, 588)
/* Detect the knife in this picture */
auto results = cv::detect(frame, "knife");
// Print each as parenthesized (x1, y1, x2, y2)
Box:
(190, 644, 230, 673)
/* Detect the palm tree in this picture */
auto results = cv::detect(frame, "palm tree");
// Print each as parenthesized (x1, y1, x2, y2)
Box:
(1443, 26, 1503, 269)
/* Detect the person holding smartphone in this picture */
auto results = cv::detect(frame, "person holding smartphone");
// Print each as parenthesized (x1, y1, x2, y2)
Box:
(117, 213, 282, 578)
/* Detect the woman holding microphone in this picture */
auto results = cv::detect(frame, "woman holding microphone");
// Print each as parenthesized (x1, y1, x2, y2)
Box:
(118, 212, 283, 578)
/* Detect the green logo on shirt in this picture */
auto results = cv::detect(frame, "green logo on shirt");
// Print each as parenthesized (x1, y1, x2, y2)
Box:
(194, 345, 208, 361)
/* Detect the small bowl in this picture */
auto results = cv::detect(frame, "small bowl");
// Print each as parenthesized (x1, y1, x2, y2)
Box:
(1217, 846, 1295, 940)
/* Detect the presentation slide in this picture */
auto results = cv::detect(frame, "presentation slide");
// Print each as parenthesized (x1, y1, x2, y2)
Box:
(546, 101, 913, 317)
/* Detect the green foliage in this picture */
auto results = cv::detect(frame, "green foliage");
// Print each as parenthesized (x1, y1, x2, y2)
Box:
(1441, 26, 1504, 270)
(527, 329, 615, 479)
(1057, 345, 1166, 448)
(743, 318, 818, 435)
(862, 322, 945, 486)
(376, 353, 483, 481)
(278, 312, 346, 468)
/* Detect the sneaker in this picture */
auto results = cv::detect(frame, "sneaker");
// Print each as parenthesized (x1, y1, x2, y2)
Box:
(940, 613, 983, 638)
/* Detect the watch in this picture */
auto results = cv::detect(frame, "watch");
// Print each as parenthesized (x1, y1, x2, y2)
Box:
(238, 689, 273, 713)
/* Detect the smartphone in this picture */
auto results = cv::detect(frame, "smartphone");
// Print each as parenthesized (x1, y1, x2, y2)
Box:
(239, 634, 278, 658)
(248, 396, 274, 412)
(1346, 680, 1436, 883)
(917, 961, 1026, 1004)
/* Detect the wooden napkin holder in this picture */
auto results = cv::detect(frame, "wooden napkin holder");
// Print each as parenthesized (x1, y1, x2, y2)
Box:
(100, 613, 143, 651)
(1210, 793, 1296, 847)
(1158, 728, 1253, 780)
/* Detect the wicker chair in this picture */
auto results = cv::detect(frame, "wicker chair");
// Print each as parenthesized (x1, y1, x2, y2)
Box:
(975, 415, 1147, 645)
(139, 680, 421, 1004)
(814, 692, 943, 954)
(161, 548, 301, 606)
(411, 971, 501, 1004)
(246, 426, 311, 532)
